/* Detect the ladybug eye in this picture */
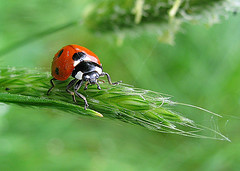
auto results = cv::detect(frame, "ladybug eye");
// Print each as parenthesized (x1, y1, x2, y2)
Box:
(57, 49, 64, 58)
(72, 52, 86, 61)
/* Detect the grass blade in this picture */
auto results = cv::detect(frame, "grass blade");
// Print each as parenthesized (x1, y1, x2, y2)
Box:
(0, 67, 229, 141)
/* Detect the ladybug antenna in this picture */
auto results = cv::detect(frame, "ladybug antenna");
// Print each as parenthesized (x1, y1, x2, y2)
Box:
(98, 79, 105, 83)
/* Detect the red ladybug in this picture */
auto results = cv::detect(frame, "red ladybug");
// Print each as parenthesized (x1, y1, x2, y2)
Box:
(47, 44, 120, 109)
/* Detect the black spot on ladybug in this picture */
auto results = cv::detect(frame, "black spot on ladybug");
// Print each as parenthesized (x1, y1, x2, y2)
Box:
(5, 87, 10, 91)
(72, 52, 86, 61)
(55, 67, 59, 75)
(57, 49, 64, 58)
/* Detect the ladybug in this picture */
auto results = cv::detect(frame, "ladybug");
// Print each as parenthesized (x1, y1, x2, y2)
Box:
(47, 44, 120, 109)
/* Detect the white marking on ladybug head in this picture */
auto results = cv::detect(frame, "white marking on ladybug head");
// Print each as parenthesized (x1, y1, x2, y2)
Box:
(75, 71, 83, 80)
(95, 66, 102, 75)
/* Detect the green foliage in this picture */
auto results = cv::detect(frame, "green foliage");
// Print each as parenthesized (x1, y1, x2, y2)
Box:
(0, 0, 240, 170)
(0, 21, 77, 57)
(84, 0, 217, 31)
(0, 68, 228, 140)
(1, 0, 238, 56)
(83, 0, 238, 44)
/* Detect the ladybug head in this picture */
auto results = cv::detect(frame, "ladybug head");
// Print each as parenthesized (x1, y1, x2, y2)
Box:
(82, 71, 99, 84)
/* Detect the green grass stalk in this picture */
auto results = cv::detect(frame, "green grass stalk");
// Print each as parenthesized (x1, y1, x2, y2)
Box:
(0, 67, 230, 141)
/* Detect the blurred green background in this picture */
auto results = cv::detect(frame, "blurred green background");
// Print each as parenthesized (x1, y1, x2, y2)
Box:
(1, 0, 240, 170)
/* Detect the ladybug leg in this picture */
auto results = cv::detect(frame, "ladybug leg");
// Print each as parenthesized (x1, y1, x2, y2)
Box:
(84, 82, 89, 90)
(101, 72, 122, 85)
(47, 78, 56, 95)
(74, 80, 89, 110)
(66, 79, 78, 103)
(96, 82, 101, 90)
(84, 81, 101, 90)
